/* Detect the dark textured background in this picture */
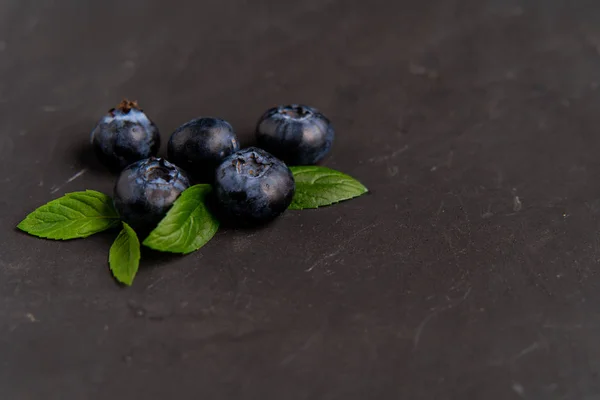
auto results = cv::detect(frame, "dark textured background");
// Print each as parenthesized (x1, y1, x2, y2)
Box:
(2, 0, 600, 399)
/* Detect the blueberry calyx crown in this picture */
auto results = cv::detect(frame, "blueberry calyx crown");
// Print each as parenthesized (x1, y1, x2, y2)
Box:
(277, 104, 313, 120)
(232, 149, 273, 178)
(139, 157, 182, 184)
(109, 99, 142, 116)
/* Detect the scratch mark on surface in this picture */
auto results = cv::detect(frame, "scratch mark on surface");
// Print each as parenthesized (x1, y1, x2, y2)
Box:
(481, 203, 493, 219)
(146, 276, 165, 290)
(513, 195, 522, 212)
(368, 145, 409, 163)
(413, 287, 471, 350)
(512, 341, 541, 361)
(305, 223, 378, 272)
(50, 169, 87, 194)
(280, 331, 321, 366)
(42, 105, 58, 112)
(512, 382, 525, 398)
(431, 200, 445, 226)
(458, 286, 472, 302)
(409, 63, 439, 79)
(413, 310, 439, 350)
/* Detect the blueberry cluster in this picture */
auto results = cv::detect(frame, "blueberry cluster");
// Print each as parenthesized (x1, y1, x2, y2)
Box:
(91, 100, 334, 233)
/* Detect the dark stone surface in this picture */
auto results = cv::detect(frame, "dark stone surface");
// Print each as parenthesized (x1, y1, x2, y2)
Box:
(2, 0, 600, 398)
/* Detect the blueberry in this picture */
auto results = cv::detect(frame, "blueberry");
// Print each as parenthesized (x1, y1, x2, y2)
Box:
(214, 147, 295, 224)
(167, 117, 240, 182)
(255, 104, 334, 165)
(91, 99, 160, 171)
(113, 157, 190, 234)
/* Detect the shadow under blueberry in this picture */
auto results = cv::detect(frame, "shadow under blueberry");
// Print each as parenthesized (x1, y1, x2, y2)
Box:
(183, 169, 218, 187)
(205, 191, 280, 233)
(73, 138, 117, 176)
(49, 118, 107, 177)
(235, 127, 258, 150)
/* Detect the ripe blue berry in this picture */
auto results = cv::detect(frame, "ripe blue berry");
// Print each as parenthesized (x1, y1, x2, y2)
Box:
(113, 157, 190, 234)
(214, 147, 295, 224)
(167, 117, 240, 182)
(91, 100, 160, 172)
(255, 104, 334, 165)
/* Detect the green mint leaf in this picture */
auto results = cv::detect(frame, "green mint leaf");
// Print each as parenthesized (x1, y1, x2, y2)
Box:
(143, 184, 219, 254)
(17, 190, 120, 240)
(109, 222, 140, 286)
(289, 166, 368, 209)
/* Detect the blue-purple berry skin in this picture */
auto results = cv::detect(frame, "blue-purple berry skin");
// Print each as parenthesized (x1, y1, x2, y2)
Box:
(91, 100, 160, 172)
(113, 157, 190, 234)
(214, 147, 295, 224)
(167, 117, 240, 182)
(255, 104, 334, 165)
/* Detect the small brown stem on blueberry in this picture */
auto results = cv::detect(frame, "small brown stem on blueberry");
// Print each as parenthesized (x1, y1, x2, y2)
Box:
(112, 99, 140, 114)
